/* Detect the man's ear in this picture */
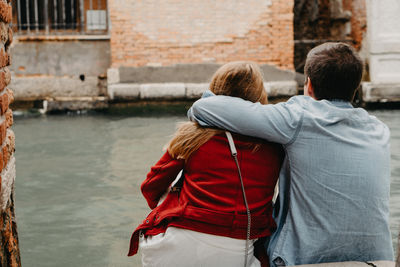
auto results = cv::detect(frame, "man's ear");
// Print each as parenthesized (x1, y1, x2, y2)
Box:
(305, 77, 316, 99)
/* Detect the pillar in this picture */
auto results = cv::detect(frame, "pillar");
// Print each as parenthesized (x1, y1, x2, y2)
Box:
(362, 0, 400, 102)
(0, 0, 21, 266)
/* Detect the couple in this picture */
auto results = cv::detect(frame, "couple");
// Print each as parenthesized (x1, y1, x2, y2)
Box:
(128, 43, 394, 267)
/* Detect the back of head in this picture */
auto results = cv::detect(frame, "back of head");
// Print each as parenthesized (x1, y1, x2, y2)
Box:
(209, 61, 268, 104)
(168, 61, 267, 161)
(304, 42, 363, 101)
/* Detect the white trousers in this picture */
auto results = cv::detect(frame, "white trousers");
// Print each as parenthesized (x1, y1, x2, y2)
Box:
(139, 227, 261, 267)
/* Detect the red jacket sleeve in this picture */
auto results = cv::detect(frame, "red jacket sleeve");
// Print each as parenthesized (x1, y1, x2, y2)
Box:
(141, 151, 184, 209)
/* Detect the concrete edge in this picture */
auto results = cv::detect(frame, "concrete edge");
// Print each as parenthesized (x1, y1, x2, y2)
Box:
(10, 75, 102, 99)
(43, 96, 108, 112)
(362, 82, 400, 102)
(108, 81, 298, 100)
(140, 83, 186, 99)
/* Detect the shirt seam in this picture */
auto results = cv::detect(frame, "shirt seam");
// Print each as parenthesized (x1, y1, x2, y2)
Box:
(284, 106, 304, 146)
(272, 145, 292, 266)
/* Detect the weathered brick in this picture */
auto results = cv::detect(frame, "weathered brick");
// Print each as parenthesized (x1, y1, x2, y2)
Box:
(0, 22, 7, 44)
(3, 66, 10, 85)
(0, 2, 12, 23)
(5, 26, 12, 49)
(1, 121, 4, 143)
(6, 129, 15, 156)
(0, 92, 8, 114)
(109, 0, 294, 70)
(5, 109, 12, 128)
(0, 1, 19, 265)
(343, 0, 367, 50)
(293, 0, 366, 73)
(0, 68, 9, 91)
(0, 191, 21, 266)
(6, 88, 13, 104)
(2, 145, 7, 168)
(0, 47, 9, 68)
(0, 71, 5, 92)
(6, 50, 9, 66)
(0, 121, 4, 144)
(0, 151, 3, 173)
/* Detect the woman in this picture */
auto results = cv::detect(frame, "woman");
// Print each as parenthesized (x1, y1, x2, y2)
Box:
(128, 62, 284, 267)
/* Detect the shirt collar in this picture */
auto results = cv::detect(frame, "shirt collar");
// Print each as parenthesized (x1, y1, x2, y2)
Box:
(325, 99, 353, 108)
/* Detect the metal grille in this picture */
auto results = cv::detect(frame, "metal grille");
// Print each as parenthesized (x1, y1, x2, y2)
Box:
(13, 0, 108, 35)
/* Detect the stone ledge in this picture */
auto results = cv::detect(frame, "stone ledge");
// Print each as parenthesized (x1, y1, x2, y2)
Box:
(107, 68, 120, 85)
(107, 81, 298, 100)
(44, 96, 108, 112)
(116, 63, 296, 84)
(108, 83, 140, 100)
(140, 83, 186, 99)
(186, 83, 209, 99)
(11, 76, 101, 99)
(264, 81, 298, 97)
(362, 82, 400, 102)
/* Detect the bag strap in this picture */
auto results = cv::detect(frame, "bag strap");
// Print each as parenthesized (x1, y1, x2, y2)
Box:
(170, 170, 184, 192)
(225, 131, 251, 267)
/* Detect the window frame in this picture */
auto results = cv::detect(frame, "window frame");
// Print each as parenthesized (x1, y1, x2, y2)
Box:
(12, 0, 109, 36)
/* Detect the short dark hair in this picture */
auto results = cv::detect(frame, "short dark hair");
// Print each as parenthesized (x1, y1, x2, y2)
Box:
(304, 42, 363, 101)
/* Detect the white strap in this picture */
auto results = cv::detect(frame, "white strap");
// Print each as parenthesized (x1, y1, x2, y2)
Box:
(225, 131, 237, 156)
(225, 131, 250, 267)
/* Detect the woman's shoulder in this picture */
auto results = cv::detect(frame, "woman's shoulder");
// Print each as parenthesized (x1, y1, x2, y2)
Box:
(210, 132, 280, 146)
(205, 133, 283, 157)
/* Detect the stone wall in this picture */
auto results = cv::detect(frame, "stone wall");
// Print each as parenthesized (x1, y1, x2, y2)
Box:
(107, 0, 298, 101)
(294, 0, 367, 73)
(109, 0, 294, 70)
(0, 0, 20, 266)
(9, 38, 110, 101)
(343, 0, 367, 51)
(361, 0, 400, 103)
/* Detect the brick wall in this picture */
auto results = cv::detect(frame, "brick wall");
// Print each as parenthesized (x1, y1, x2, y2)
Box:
(343, 0, 367, 50)
(0, 0, 20, 266)
(294, 0, 367, 73)
(109, 0, 294, 70)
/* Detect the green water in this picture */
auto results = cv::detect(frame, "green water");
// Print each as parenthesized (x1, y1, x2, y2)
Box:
(13, 111, 400, 266)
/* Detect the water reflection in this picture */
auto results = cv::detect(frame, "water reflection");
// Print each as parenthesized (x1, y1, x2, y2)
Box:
(15, 116, 182, 267)
(13, 111, 399, 266)
(370, 110, 400, 252)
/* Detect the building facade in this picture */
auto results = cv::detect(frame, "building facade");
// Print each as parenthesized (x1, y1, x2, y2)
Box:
(10, 0, 110, 110)
(9, 0, 398, 110)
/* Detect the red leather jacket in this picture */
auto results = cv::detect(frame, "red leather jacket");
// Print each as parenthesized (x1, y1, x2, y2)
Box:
(128, 133, 283, 257)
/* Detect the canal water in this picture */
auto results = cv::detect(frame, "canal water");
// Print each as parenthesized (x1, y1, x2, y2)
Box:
(13, 110, 399, 267)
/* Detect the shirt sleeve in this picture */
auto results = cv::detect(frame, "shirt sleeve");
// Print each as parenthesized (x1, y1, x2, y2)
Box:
(188, 92, 304, 145)
(141, 151, 184, 209)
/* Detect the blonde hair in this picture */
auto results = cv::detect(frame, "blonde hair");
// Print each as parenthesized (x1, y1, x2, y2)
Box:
(167, 61, 268, 161)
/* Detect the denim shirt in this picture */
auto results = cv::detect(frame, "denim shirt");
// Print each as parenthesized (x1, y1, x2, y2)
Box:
(188, 92, 394, 266)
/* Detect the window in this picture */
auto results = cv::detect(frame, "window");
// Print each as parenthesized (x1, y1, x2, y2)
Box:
(12, 0, 108, 35)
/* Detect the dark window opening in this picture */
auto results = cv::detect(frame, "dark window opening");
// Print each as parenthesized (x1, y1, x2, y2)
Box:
(13, 0, 108, 35)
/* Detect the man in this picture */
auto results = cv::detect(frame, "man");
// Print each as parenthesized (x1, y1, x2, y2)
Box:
(188, 43, 394, 266)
